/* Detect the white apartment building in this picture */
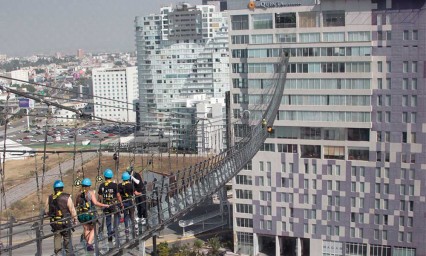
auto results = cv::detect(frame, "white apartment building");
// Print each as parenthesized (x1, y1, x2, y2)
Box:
(53, 102, 87, 123)
(8, 69, 29, 85)
(229, 0, 426, 255)
(92, 67, 138, 122)
(135, 3, 230, 129)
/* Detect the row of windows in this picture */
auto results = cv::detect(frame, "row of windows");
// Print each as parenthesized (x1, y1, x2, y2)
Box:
(232, 78, 371, 90)
(232, 62, 371, 74)
(282, 95, 370, 106)
(232, 46, 371, 59)
(376, 112, 417, 124)
(277, 111, 371, 122)
(231, 11, 346, 31)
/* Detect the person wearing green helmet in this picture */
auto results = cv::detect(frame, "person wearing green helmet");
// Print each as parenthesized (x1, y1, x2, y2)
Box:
(97, 168, 123, 242)
(45, 180, 77, 256)
(76, 178, 109, 251)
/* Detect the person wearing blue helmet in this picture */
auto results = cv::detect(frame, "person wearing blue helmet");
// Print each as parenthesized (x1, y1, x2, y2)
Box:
(76, 178, 109, 251)
(118, 171, 140, 236)
(45, 180, 77, 256)
(98, 168, 122, 242)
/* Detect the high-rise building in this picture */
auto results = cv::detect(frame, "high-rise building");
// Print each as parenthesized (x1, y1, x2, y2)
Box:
(135, 3, 229, 129)
(229, 0, 426, 255)
(77, 49, 84, 59)
(202, 0, 228, 11)
(92, 67, 138, 122)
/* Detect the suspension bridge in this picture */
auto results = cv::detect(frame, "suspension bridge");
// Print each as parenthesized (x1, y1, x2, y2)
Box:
(0, 55, 289, 255)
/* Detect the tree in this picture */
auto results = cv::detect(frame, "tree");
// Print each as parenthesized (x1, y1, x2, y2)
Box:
(193, 239, 204, 256)
(207, 237, 221, 256)
(158, 242, 170, 256)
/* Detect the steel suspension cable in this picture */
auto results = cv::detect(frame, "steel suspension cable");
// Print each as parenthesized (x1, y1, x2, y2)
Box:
(40, 105, 51, 203)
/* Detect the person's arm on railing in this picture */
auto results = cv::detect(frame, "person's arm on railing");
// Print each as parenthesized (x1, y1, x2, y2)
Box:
(89, 190, 109, 208)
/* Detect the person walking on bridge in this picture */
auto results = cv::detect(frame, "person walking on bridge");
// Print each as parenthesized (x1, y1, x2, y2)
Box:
(119, 171, 141, 236)
(45, 180, 78, 256)
(76, 178, 109, 251)
(98, 168, 123, 242)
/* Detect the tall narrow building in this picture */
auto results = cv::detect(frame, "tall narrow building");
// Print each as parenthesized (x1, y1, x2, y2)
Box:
(135, 3, 229, 129)
(229, 0, 426, 255)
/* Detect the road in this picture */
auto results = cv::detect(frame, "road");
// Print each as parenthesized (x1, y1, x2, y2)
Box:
(4, 152, 97, 207)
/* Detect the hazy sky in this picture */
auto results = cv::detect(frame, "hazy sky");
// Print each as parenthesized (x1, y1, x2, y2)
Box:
(0, 0, 199, 57)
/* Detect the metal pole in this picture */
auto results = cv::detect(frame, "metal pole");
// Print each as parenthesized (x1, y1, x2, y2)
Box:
(152, 235, 157, 256)
(93, 218, 100, 256)
(26, 108, 30, 131)
(7, 216, 13, 256)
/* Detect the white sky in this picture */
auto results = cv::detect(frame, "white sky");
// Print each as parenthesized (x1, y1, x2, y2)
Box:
(0, 0, 199, 56)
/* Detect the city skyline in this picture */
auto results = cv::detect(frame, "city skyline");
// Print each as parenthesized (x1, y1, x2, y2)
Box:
(0, 0, 198, 57)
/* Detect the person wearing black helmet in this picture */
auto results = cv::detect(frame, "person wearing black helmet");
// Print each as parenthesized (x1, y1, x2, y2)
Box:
(45, 180, 77, 256)
(98, 168, 123, 242)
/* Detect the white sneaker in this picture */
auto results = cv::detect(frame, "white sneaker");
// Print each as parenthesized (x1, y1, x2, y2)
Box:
(135, 217, 140, 223)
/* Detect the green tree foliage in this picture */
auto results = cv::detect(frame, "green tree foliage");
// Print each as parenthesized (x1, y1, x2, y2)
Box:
(192, 239, 204, 256)
(207, 237, 221, 256)
(158, 242, 170, 256)
(21, 84, 36, 93)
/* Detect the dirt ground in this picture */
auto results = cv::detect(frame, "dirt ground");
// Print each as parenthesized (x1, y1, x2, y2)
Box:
(3, 154, 208, 219)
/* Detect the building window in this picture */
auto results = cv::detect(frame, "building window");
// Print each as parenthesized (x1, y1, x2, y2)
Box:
(403, 61, 408, 73)
(348, 148, 369, 161)
(231, 15, 249, 30)
(348, 31, 371, 41)
(403, 30, 409, 40)
(231, 35, 249, 44)
(323, 11, 345, 27)
(412, 30, 418, 40)
(324, 146, 345, 160)
(299, 33, 321, 43)
(236, 175, 252, 185)
(299, 12, 318, 27)
(276, 33, 296, 43)
(275, 12, 296, 28)
(236, 218, 253, 228)
(251, 34, 273, 44)
(252, 14, 273, 29)
(323, 32, 345, 42)
(301, 145, 321, 159)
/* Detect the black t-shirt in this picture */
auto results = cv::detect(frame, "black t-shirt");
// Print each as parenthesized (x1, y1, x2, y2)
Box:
(118, 181, 134, 200)
(98, 181, 118, 204)
(131, 172, 143, 192)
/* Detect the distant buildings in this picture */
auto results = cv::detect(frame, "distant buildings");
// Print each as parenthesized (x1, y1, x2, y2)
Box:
(53, 102, 87, 123)
(92, 67, 138, 122)
(77, 49, 84, 59)
(202, 0, 228, 11)
(135, 3, 230, 129)
(8, 69, 29, 85)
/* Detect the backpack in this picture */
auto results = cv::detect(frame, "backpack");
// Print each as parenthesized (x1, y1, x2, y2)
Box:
(76, 191, 95, 223)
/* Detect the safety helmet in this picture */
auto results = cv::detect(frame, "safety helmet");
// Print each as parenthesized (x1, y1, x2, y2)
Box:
(104, 168, 113, 179)
(81, 178, 92, 187)
(53, 180, 64, 189)
(122, 172, 130, 181)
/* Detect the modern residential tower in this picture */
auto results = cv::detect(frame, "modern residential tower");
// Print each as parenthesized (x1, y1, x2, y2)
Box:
(229, 0, 426, 255)
(135, 3, 230, 130)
